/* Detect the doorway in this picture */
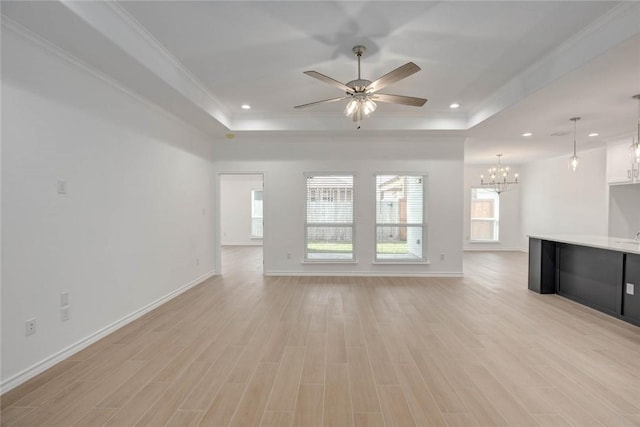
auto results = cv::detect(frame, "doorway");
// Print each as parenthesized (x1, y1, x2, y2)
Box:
(218, 173, 264, 274)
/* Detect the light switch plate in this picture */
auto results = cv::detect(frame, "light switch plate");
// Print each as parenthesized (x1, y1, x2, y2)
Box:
(61, 306, 70, 322)
(626, 283, 635, 296)
(57, 179, 67, 194)
(60, 292, 69, 307)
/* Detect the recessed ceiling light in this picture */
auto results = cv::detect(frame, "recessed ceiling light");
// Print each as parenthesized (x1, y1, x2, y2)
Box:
(449, 103, 460, 109)
(588, 132, 599, 137)
(522, 132, 533, 137)
(241, 104, 251, 110)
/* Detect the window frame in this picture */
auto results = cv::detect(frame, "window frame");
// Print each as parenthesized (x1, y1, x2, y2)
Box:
(250, 188, 263, 239)
(303, 172, 356, 262)
(373, 172, 428, 263)
(469, 187, 500, 242)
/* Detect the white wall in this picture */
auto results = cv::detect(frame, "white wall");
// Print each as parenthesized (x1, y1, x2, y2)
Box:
(608, 183, 640, 239)
(520, 146, 609, 249)
(220, 174, 263, 245)
(212, 137, 465, 276)
(1, 25, 215, 389)
(463, 164, 522, 250)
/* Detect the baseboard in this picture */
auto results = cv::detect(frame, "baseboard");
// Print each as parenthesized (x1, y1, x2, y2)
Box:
(0, 270, 216, 394)
(264, 270, 463, 277)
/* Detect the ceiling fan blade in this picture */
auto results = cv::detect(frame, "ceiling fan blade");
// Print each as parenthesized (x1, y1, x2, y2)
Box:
(303, 71, 354, 93)
(294, 96, 349, 109)
(365, 62, 421, 93)
(371, 93, 428, 107)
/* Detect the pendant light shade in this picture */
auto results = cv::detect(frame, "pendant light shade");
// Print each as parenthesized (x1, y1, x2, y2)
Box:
(569, 155, 579, 172)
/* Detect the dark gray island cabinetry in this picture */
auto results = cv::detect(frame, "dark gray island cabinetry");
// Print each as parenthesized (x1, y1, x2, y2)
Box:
(625, 253, 640, 324)
(528, 235, 640, 327)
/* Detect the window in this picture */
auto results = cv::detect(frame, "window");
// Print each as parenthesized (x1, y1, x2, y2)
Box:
(305, 174, 354, 260)
(375, 174, 427, 261)
(470, 188, 499, 241)
(251, 189, 263, 238)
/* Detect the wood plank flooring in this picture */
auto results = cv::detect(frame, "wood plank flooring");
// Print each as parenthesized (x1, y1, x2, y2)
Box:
(3, 247, 640, 426)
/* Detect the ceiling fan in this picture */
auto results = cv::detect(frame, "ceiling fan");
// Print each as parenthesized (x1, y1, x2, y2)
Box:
(294, 45, 428, 123)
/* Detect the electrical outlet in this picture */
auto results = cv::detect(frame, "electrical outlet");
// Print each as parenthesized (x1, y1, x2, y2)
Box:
(60, 292, 69, 307)
(440, 253, 445, 261)
(196, 258, 200, 265)
(61, 306, 70, 322)
(286, 253, 291, 259)
(627, 283, 635, 296)
(25, 319, 36, 336)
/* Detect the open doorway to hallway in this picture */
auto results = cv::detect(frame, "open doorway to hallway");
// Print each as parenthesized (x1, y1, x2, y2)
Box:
(219, 173, 264, 274)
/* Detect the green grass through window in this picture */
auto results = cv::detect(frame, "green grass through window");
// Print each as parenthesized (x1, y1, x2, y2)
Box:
(307, 242, 408, 253)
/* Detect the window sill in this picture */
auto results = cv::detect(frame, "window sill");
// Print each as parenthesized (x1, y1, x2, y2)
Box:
(302, 260, 357, 265)
(372, 260, 431, 265)
(469, 240, 501, 244)
(250, 237, 263, 240)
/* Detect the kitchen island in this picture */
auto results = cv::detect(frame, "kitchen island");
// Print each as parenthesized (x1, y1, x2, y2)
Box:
(528, 234, 640, 327)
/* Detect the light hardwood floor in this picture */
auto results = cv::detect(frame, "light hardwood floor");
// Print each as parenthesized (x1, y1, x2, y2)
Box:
(3, 247, 640, 426)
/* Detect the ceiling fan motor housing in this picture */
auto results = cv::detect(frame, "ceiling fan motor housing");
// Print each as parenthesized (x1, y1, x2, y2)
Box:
(346, 79, 372, 93)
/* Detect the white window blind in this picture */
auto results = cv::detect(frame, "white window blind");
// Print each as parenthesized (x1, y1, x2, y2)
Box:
(305, 174, 354, 260)
(251, 189, 263, 238)
(470, 188, 499, 241)
(375, 174, 426, 261)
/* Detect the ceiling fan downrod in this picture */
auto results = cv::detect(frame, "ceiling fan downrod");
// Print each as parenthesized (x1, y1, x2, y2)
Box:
(353, 45, 365, 80)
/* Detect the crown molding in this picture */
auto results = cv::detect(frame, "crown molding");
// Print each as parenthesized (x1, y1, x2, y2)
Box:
(103, 2, 223, 111)
(468, 1, 640, 129)
(58, 0, 231, 129)
(1, 16, 213, 141)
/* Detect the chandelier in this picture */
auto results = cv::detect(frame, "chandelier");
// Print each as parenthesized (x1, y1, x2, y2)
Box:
(569, 117, 580, 172)
(480, 154, 519, 194)
(632, 94, 640, 162)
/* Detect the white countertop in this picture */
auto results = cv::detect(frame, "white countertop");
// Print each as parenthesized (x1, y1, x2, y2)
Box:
(528, 234, 640, 255)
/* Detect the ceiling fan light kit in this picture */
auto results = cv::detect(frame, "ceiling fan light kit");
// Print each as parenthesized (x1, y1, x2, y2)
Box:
(294, 45, 427, 126)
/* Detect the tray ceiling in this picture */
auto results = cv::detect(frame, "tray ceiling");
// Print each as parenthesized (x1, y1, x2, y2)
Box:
(2, 1, 639, 163)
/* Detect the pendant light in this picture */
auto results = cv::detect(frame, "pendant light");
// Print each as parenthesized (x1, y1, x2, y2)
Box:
(569, 117, 580, 172)
(632, 94, 640, 162)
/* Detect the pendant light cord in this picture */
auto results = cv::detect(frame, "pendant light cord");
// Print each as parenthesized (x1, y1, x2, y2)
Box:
(637, 95, 640, 143)
(573, 119, 577, 156)
(570, 117, 580, 156)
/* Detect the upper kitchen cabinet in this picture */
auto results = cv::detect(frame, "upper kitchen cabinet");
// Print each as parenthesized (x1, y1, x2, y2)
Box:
(607, 140, 640, 185)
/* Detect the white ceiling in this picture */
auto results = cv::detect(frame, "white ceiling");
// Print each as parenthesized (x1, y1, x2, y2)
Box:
(2, 1, 640, 164)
